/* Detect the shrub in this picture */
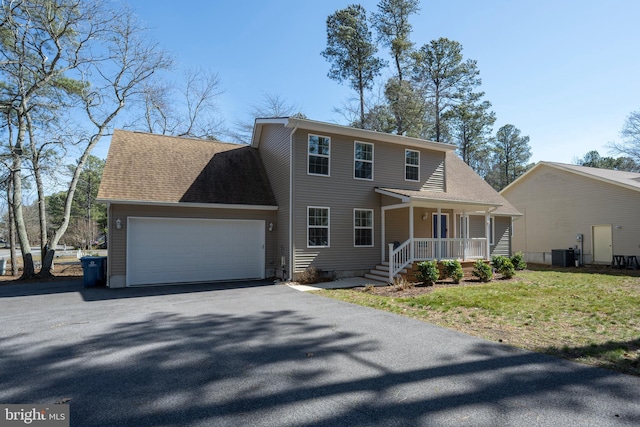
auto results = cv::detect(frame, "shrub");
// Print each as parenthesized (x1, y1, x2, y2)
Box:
(491, 255, 508, 271)
(297, 266, 321, 284)
(511, 252, 527, 270)
(441, 259, 464, 284)
(416, 260, 440, 286)
(392, 275, 414, 291)
(472, 260, 493, 282)
(498, 258, 515, 279)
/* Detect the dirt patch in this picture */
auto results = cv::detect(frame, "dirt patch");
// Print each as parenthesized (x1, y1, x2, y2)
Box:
(0, 262, 83, 284)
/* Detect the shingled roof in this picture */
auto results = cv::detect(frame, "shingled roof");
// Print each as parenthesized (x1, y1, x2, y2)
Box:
(97, 130, 277, 206)
(378, 152, 521, 216)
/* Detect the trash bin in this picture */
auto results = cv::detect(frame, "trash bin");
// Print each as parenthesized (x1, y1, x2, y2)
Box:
(81, 256, 107, 287)
(0, 258, 5, 275)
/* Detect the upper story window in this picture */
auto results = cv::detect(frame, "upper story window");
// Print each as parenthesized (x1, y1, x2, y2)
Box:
(354, 141, 373, 180)
(308, 134, 330, 176)
(405, 149, 420, 181)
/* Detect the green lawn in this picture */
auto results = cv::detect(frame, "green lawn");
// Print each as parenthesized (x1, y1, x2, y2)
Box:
(319, 267, 640, 376)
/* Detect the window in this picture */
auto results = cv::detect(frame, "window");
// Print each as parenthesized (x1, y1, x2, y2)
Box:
(308, 134, 330, 176)
(405, 149, 419, 181)
(354, 209, 373, 247)
(308, 207, 330, 247)
(354, 141, 373, 180)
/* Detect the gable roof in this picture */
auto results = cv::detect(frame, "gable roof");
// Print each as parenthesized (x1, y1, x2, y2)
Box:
(378, 152, 522, 216)
(251, 117, 456, 153)
(97, 130, 277, 207)
(501, 161, 640, 195)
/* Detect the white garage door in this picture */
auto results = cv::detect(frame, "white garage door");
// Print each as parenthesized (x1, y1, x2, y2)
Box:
(127, 217, 265, 286)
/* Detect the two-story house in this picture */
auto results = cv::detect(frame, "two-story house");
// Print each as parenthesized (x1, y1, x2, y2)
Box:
(97, 117, 521, 287)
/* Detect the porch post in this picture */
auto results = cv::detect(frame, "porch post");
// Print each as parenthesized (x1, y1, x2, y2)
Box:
(436, 207, 442, 260)
(381, 208, 386, 262)
(409, 204, 414, 262)
(485, 211, 491, 260)
(463, 210, 468, 261)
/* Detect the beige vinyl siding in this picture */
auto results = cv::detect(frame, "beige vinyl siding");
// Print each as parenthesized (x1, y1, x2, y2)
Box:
(502, 165, 640, 264)
(421, 158, 445, 191)
(257, 124, 292, 278)
(468, 215, 485, 238)
(109, 204, 277, 280)
(291, 128, 447, 276)
(491, 216, 511, 257)
(381, 194, 402, 207)
(385, 208, 409, 246)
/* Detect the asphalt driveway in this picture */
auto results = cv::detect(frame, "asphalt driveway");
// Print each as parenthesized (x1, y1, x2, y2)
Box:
(1, 280, 639, 427)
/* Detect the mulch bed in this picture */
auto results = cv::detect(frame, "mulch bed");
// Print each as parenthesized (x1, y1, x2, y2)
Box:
(365, 275, 516, 297)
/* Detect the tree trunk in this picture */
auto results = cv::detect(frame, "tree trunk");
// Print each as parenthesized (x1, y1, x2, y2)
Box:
(27, 113, 48, 262)
(359, 80, 365, 129)
(40, 247, 56, 278)
(7, 176, 18, 276)
(13, 111, 36, 280)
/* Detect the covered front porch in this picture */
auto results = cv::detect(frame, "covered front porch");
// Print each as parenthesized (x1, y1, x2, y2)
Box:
(377, 188, 501, 282)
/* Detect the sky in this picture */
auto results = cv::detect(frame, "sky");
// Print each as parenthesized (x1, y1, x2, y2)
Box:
(94, 0, 640, 165)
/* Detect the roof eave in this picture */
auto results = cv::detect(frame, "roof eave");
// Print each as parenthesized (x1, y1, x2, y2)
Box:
(286, 117, 456, 152)
(251, 117, 289, 147)
(96, 198, 278, 211)
(376, 188, 504, 211)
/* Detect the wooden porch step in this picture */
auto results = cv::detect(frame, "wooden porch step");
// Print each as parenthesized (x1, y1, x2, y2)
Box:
(366, 263, 408, 284)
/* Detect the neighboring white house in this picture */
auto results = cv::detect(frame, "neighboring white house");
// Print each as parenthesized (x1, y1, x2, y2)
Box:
(501, 161, 640, 265)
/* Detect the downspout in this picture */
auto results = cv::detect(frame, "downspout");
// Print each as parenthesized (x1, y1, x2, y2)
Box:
(486, 207, 498, 259)
(288, 125, 298, 281)
(106, 202, 111, 287)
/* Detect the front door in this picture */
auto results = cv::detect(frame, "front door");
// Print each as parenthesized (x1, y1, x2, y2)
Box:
(432, 214, 448, 238)
(433, 214, 449, 258)
(592, 224, 612, 264)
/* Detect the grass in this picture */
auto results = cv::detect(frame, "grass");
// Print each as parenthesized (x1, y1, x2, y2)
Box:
(319, 267, 640, 376)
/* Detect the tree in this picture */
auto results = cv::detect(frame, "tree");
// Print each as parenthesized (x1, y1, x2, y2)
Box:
(371, 0, 420, 135)
(322, 5, 386, 127)
(449, 91, 496, 174)
(609, 110, 640, 163)
(0, 0, 171, 278)
(353, 103, 397, 133)
(138, 68, 224, 139)
(47, 156, 107, 248)
(574, 150, 640, 171)
(412, 38, 481, 143)
(486, 124, 532, 191)
(372, 0, 419, 82)
(229, 93, 305, 144)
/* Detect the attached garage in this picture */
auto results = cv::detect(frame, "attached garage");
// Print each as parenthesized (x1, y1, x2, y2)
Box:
(126, 217, 266, 286)
(97, 130, 279, 288)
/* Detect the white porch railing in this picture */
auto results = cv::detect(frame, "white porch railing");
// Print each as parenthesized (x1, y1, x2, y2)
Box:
(388, 238, 487, 282)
